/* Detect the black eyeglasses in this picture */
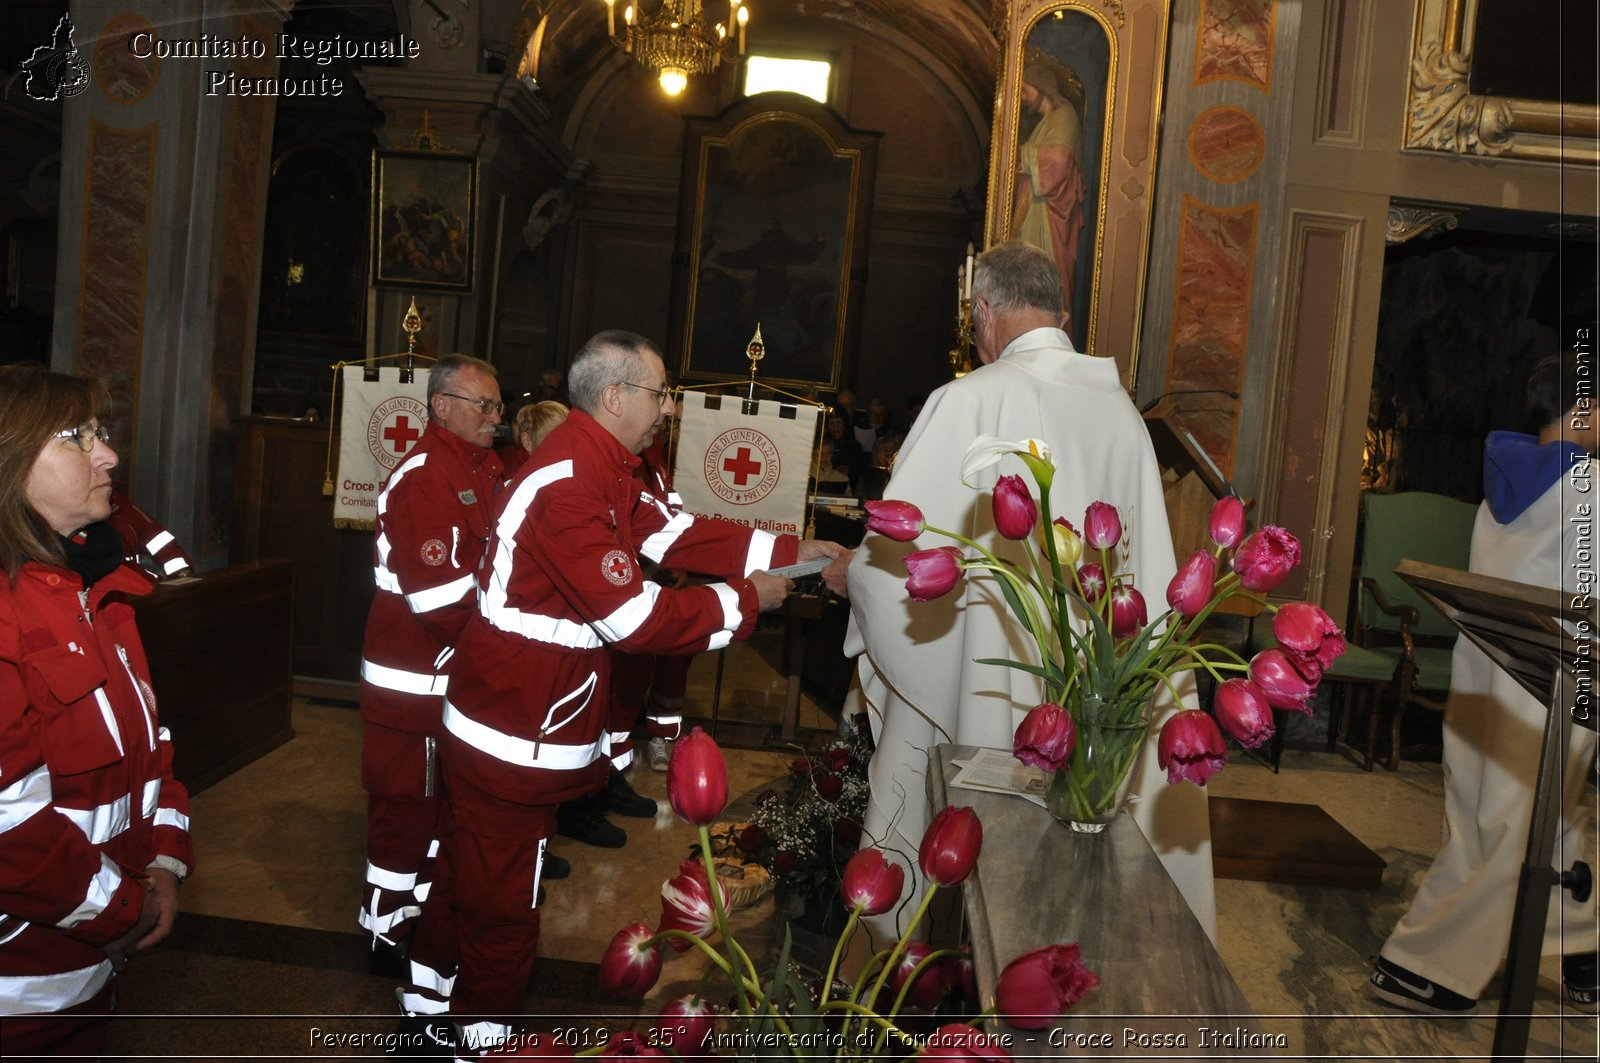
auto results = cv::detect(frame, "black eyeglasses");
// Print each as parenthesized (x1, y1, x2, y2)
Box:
(53, 424, 111, 453)
(621, 381, 673, 404)
(440, 392, 504, 415)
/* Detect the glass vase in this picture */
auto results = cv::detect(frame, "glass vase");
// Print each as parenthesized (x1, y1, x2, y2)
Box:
(1044, 691, 1151, 834)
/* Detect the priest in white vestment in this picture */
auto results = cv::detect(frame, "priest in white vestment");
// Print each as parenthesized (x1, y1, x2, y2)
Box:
(843, 241, 1217, 941)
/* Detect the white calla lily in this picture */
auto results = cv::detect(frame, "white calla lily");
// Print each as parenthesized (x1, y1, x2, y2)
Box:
(959, 435, 1051, 487)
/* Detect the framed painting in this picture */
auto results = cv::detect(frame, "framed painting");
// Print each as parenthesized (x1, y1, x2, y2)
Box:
(670, 96, 878, 391)
(370, 149, 478, 292)
(986, 0, 1171, 379)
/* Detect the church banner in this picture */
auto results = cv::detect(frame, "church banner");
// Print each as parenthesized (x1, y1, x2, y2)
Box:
(673, 392, 819, 537)
(333, 366, 429, 529)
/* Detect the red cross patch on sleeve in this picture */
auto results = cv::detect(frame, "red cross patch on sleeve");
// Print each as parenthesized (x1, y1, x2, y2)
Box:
(421, 539, 448, 566)
(601, 548, 634, 587)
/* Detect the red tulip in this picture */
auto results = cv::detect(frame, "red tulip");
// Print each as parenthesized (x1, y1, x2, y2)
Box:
(994, 943, 1099, 1030)
(816, 772, 844, 802)
(992, 474, 1037, 540)
(1156, 709, 1227, 785)
(864, 499, 925, 541)
(653, 995, 717, 1062)
(1232, 526, 1302, 593)
(1249, 649, 1318, 714)
(1083, 501, 1122, 550)
(890, 940, 948, 1011)
(600, 1032, 667, 1057)
(917, 1022, 1013, 1061)
(1272, 601, 1346, 677)
(667, 727, 727, 825)
(1213, 678, 1276, 750)
(905, 546, 964, 602)
(918, 806, 983, 886)
(1012, 702, 1076, 772)
(599, 922, 663, 999)
(1208, 495, 1246, 549)
(945, 954, 980, 1005)
(1109, 583, 1147, 638)
(659, 860, 720, 950)
(1076, 562, 1107, 603)
(840, 847, 905, 916)
(1165, 550, 1216, 618)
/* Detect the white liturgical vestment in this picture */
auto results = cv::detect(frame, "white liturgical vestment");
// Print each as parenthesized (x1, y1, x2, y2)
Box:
(844, 327, 1217, 941)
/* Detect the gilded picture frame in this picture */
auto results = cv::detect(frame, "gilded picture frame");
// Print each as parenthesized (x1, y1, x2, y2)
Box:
(1406, 0, 1599, 164)
(370, 150, 479, 293)
(985, 0, 1171, 380)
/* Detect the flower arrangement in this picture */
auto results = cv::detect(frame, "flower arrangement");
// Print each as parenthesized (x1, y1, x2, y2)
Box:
(581, 728, 1098, 1060)
(734, 718, 875, 920)
(864, 435, 1346, 830)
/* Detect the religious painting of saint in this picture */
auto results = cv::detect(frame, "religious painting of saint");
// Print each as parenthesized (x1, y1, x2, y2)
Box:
(1008, 15, 1110, 350)
(370, 150, 478, 293)
(673, 101, 877, 390)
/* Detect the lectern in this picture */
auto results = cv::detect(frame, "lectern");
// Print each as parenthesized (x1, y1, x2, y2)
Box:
(1395, 559, 1595, 1058)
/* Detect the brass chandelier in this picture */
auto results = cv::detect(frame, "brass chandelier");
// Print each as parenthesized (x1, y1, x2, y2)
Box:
(601, 0, 749, 96)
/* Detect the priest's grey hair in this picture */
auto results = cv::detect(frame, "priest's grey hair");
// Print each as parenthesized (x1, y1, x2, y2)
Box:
(569, 330, 660, 413)
(974, 240, 1064, 316)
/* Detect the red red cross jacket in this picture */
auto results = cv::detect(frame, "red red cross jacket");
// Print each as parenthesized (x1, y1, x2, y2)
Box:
(0, 561, 193, 1015)
(359, 421, 505, 732)
(440, 409, 799, 805)
(104, 489, 195, 580)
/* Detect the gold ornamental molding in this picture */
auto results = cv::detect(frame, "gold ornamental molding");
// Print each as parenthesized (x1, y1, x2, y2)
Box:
(1385, 200, 1466, 244)
(1405, 0, 1598, 165)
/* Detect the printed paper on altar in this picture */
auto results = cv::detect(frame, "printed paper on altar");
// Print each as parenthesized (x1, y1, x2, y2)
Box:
(333, 366, 429, 529)
(673, 392, 820, 536)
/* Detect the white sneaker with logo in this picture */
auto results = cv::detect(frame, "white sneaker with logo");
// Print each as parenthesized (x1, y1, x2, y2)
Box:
(647, 737, 671, 773)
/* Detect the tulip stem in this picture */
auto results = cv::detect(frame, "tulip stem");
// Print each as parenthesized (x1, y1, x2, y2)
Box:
(869, 946, 969, 1057)
(696, 825, 759, 1021)
(818, 903, 864, 1010)
(849, 884, 939, 1047)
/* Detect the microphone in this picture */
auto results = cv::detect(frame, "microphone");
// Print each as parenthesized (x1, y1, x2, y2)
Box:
(1139, 388, 1239, 415)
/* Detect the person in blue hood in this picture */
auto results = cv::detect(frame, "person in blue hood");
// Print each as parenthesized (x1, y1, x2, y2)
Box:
(1371, 350, 1598, 1017)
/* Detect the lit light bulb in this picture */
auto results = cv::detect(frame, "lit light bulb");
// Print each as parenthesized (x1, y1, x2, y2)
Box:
(659, 66, 688, 95)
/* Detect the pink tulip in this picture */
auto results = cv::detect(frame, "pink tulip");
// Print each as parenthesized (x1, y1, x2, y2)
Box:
(1213, 678, 1276, 749)
(917, 1023, 1013, 1061)
(1249, 649, 1318, 714)
(1165, 550, 1216, 618)
(1233, 526, 1302, 593)
(1156, 709, 1227, 785)
(840, 848, 905, 916)
(945, 954, 980, 1005)
(653, 995, 718, 1062)
(905, 546, 964, 602)
(659, 860, 720, 950)
(1083, 501, 1122, 550)
(1208, 495, 1247, 549)
(890, 940, 948, 1011)
(600, 1032, 667, 1057)
(598, 922, 664, 999)
(1076, 562, 1107, 603)
(918, 806, 983, 886)
(864, 499, 925, 542)
(994, 943, 1099, 1030)
(1013, 702, 1076, 772)
(1109, 583, 1148, 638)
(1273, 601, 1347, 677)
(992, 475, 1037, 540)
(667, 727, 728, 825)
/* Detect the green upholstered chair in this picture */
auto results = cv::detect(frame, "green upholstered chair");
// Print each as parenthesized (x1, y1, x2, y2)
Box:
(1341, 490, 1478, 770)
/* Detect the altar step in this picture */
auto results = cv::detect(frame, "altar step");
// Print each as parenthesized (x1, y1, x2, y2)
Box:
(1210, 796, 1387, 890)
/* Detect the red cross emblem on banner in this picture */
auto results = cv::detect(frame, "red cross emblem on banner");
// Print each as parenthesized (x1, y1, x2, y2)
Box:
(384, 414, 421, 454)
(721, 446, 762, 487)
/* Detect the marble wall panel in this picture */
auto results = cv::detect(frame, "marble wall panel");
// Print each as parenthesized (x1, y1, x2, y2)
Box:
(1196, 0, 1277, 90)
(1164, 196, 1257, 471)
(77, 119, 155, 466)
(1189, 105, 1266, 183)
(92, 12, 158, 104)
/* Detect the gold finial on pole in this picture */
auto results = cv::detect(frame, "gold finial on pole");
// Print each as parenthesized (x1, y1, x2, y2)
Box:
(745, 323, 765, 401)
(401, 296, 424, 383)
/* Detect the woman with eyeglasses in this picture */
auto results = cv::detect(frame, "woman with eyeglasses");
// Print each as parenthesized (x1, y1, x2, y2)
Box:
(0, 364, 192, 1056)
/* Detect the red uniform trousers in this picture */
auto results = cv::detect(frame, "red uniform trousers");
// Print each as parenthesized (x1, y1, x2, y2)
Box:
(0, 980, 116, 1059)
(361, 719, 444, 945)
(605, 651, 690, 771)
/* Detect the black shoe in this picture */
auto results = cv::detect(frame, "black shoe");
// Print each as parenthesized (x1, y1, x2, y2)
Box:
(368, 934, 412, 979)
(556, 799, 628, 848)
(542, 851, 571, 880)
(1563, 952, 1598, 1013)
(1368, 956, 1477, 1015)
(387, 1014, 456, 1057)
(604, 771, 659, 818)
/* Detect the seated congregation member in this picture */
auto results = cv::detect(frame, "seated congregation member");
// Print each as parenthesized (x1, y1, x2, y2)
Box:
(843, 242, 1215, 939)
(400, 330, 848, 1052)
(0, 365, 192, 1056)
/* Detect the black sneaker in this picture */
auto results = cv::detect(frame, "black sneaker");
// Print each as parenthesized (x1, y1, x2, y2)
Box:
(386, 1014, 456, 1057)
(1369, 956, 1477, 1015)
(1563, 952, 1598, 1013)
(604, 771, 659, 818)
(556, 798, 628, 848)
(542, 851, 571, 880)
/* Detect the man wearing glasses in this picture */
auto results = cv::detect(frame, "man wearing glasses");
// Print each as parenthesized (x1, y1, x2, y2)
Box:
(357, 354, 557, 988)
(401, 330, 847, 1051)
